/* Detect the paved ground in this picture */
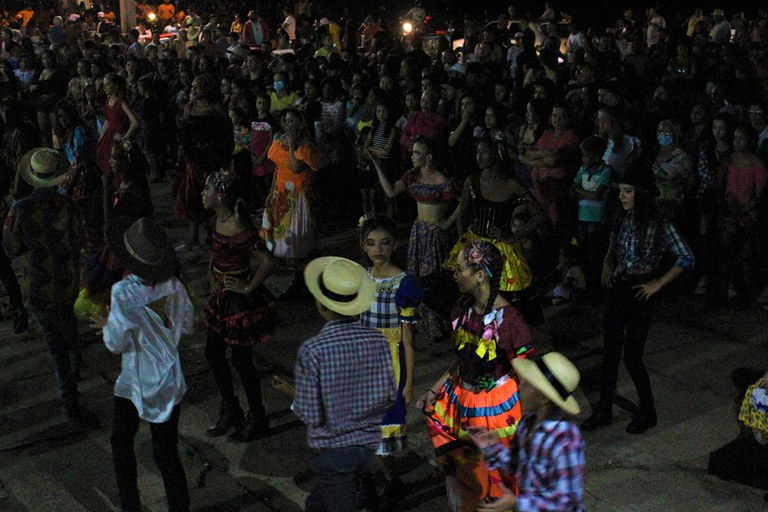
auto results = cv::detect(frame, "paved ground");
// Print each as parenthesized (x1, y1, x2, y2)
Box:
(1, 183, 768, 511)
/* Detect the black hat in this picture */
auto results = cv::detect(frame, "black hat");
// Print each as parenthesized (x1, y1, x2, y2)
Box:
(618, 166, 659, 197)
(108, 217, 179, 283)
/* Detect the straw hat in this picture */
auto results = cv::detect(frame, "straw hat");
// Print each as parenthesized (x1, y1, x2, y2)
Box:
(107, 217, 179, 283)
(512, 352, 581, 415)
(304, 257, 376, 316)
(711, 8, 725, 17)
(17, 148, 67, 188)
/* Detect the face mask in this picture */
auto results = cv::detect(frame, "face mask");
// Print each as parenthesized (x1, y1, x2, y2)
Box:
(273, 80, 285, 92)
(657, 133, 673, 146)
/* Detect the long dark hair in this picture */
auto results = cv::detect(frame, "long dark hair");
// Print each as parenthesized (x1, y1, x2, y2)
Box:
(370, 100, 396, 138)
(611, 177, 657, 256)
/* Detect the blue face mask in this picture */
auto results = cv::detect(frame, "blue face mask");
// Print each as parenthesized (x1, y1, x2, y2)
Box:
(273, 80, 285, 92)
(657, 133, 673, 146)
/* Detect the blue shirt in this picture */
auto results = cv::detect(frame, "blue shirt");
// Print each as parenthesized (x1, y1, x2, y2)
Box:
(294, 319, 395, 449)
(612, 212, 695, 276)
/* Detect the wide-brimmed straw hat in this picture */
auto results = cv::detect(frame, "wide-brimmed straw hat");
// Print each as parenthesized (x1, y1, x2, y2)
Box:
(17, 147, 67, 188)
(304, 257, 376, 316)
(512, 352, 581, 415)
(108, 217, 178, 283)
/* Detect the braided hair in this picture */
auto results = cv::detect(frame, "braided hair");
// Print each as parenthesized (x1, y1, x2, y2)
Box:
(461, 241, 504, 315)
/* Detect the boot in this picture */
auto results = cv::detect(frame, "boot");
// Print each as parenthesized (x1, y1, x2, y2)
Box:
(581, 406, 612, 431)
(228, 411, 269, 442)
(206, 401, 244, 437)
(13, 309, 28, 335)
(626, 409, 657, 435)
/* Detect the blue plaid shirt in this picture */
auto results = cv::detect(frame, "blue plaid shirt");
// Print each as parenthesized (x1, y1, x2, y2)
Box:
(611, 213, 694, 276)
(294, 319, 395, 449)
(482, 412, 585, 512)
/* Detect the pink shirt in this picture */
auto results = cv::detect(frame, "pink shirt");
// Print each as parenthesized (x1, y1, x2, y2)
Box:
(722, 164, 767, 206)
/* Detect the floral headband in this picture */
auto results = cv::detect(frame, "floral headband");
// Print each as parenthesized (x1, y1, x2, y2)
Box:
(209, 169, 237, 201)
(465, 241, 493, 278)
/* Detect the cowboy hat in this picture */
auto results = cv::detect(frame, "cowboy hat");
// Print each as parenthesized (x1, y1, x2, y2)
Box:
(711, 8, 725, 17)
(17, 147, 67, 188)
(186, 24, 202, 41)
(512, 352, 581, 415)
(108, 217, 179, 283)
(304, 257, 376, 316)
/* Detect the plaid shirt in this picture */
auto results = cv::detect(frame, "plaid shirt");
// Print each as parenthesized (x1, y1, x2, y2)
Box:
(3, 187, 83, 308)
(482, 412, 585, 512)
(611, 213, 694, 276)
(294, 319, 395, 449)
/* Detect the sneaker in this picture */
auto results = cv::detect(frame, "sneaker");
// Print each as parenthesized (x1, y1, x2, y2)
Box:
(694, 276, 708, 296)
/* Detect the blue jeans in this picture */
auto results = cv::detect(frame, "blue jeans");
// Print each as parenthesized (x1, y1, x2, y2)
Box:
(30, 305, 81, 401)
(305, 446, 376, 512)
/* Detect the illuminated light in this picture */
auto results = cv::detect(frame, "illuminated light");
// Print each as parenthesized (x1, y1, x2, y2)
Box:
(148, 12, 157, 21)
(402, 21, 413, 35)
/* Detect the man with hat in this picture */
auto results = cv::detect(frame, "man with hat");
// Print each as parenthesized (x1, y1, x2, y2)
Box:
(294, 256, 396, 512)
(3, 147, 84, 419)
(90, 217, 191, 512)
(709, 9, 731, 46)
(469, 352, 586, 511)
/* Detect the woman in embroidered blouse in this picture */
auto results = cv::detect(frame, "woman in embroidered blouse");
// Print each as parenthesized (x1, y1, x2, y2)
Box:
(203, 170, 279, 442)
(650, 119, 695, 224)
(261, 108, 321, 260)
(369, 137, 458, 340)
(416, 241, 534, 512)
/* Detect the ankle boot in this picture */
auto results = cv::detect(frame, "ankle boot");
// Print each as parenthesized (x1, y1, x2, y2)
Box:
(228, 411, 269, 442)
(581, 407, 612, 431)
(626, 410, 657, 435)
(206, 401, 244, 437)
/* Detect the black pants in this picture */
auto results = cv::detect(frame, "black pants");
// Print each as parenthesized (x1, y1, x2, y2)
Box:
(205, 330, 266, 417)
(0, 245, 23, 312)
(111, 397, 189, 512)
(597, 274, 656, 415)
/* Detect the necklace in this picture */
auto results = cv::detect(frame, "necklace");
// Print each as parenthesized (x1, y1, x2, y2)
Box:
(217, 212, 234, 223)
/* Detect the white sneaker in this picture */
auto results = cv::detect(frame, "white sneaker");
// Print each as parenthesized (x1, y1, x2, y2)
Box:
(728, 283, 738, 299)
(694, 276, 708, 296)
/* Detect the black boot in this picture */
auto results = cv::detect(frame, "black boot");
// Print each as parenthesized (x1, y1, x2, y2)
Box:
(206, 401, 244, 437)
(626, 409, 657, 434)
(13, 309, 28, 335)
(581, 407, 612, 431)
(228, 411, 269, 442)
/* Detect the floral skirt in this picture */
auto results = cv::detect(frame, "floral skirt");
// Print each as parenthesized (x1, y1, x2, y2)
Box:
(407, 219, 447, 278)
(424, 374, 522, 502)
(260, 186, 315, 258)
(443, 230, 532, 292)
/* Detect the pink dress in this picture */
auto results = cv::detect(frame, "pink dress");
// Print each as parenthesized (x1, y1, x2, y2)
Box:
(530, 129, 579, 225)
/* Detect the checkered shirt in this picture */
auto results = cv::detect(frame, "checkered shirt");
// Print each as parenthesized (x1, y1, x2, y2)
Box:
(359, 272, 405, 330)
(294, 319, 395, 449)
(611, 212, 694, 276)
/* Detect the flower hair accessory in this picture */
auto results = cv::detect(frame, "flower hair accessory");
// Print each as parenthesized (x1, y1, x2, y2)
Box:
(465, 241, 493, 278)
(358, 214, 370, 228)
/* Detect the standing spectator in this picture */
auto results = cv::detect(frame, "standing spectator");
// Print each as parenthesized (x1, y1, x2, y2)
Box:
(646, 7, 666, 48)
(710, 9, 732, 46)
(469, 352, 586, 512)
(91, 217, 191, 512)
(582, 168, 694, 434)
(157, 0, 175, 25)
(280, 6, 297, 49)
(4, 148, 83, 418)
(95, 74, 139, 176)
(241, 10, 269, 48)
(294, 256, 395, 512)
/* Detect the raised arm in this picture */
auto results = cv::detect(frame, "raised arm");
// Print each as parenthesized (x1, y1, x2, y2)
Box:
(368, 149, 406, 197)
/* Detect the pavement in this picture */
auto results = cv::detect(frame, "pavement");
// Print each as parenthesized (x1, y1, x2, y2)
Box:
(1, 182, 768, 511)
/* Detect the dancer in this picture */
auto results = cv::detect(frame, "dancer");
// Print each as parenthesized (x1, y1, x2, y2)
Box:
(416, 241, 534, 511)
(92, 218, 192, 512)
(358, 214, 422, 507)
(202, 170, 279, 442)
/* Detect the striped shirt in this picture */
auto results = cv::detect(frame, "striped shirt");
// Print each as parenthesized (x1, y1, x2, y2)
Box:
(371, 123, 394, 159)
(294, 319, 395, 449)
(611, 213, 694, 276)
(482, 412, 585, 512)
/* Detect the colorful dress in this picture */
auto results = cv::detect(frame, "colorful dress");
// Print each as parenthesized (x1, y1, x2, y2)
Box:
(359, 271, 422, 455)
(530, 128, 580, 226)
(95, 97, 129, 173)
(443, 175, 533, 292)
(204, 222, 279, 346)
(261, 139, 320, 258)
(425, 304, 533, 508)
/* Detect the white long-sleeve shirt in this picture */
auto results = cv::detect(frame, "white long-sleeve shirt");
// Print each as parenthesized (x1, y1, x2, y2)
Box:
(103, 275, 194, 423)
